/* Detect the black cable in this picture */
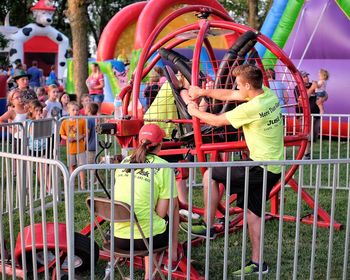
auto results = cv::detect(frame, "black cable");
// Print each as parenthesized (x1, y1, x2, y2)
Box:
(94, 140, 113, 199)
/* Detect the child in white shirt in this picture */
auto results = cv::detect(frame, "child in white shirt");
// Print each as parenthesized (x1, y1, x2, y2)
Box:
(315, 69, 329, 114)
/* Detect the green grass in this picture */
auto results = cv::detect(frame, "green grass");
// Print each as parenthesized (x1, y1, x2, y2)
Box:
(1, 140, 350, 279)
(59, 187, 350, 279)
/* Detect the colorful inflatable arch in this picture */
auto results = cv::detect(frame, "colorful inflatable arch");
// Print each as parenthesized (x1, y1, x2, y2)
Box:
(94, 0, 237, 113)
(97, 0, 232, 61)
(65, 59, 127, 103)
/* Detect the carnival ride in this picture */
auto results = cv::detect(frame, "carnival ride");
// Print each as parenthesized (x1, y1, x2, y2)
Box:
(93, 0, 343, 279)
(94, 0, 349, 137)
(0, 0, 347, 279)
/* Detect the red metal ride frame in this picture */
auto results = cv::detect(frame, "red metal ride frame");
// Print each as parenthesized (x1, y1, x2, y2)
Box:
(85, 4, 343, 280)
(131, 4, 340, 231)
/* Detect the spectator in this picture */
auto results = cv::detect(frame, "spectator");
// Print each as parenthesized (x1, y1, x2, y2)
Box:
(27, 60, 43, 89)
(46, 65, 59, 86)
(185, 65, 283, 276)
(315, 68, 329, 114)
(79, 93, 92, 115)
(59, 92, 70, 117)
(86, 62, 104, 110)
(59, 101, 87, 190)
(12, 69, 37, 104)
(0, 88, 27, 124)
(6, 65, 15, 90)
(27, 100, 51, 191)
(36, 87, 48, 106)
(295, 71, 321, 160)
(114, 124, 181, 278)
(0, 65, 6, 75)
(27, 100, 46, 157)
(43, 84, 62, 118)
(0, 89, 27, 153)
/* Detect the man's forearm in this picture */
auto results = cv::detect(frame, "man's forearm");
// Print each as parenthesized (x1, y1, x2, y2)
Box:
(190, 108, 230, 127)
(199, 88, 245, 102)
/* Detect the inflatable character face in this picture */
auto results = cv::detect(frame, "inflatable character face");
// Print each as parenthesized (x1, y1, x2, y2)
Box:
(33, 10, 54, 26)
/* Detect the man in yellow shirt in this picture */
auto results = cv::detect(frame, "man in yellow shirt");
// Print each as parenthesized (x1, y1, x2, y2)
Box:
(184, 64, 283, 276)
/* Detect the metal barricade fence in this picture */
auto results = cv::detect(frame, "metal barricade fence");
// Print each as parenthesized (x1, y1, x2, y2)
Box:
(1, 119, 59, 206)
(53, 114, 350, 191)
(0, 122, 27, 155)
(0, 152, 69, 280)
(65, 158, 350, 280)
(281, 114, 350, 189)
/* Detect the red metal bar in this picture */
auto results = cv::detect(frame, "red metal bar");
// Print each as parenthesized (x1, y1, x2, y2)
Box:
(132, 5, 234, 119)
(287, 178, 342, 230)
(203, 37, 218, 75)
(79, 216, 104, 236)
(191, 20, 210, 171)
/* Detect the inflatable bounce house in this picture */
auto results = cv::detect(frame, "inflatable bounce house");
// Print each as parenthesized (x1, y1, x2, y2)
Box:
(0, 0, 69, 80)
(257, 0, 350, 115)
(64, 58, 128, 104)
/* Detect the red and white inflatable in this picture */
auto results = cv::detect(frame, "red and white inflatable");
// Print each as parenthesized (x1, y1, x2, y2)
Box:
(1, 0, 69, 79)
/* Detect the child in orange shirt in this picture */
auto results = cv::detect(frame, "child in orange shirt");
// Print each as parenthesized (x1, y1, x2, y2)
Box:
(60, 101, 87, 190)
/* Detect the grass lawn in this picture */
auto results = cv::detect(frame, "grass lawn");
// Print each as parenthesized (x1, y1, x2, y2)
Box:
(67, 185, 349, 279)
(1, 139, 349, 279)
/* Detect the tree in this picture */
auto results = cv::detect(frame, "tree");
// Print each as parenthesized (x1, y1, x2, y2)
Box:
(66, 0, 90, 103)
(220, 0, 272, 29)
(0, 0, 33, 28)
(86, 0, 139, 49)
(248, 0, 258, 29)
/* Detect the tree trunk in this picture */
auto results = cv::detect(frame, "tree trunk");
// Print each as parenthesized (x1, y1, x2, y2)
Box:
(248, 0, 258, 29)
(66, 0, 90, 104)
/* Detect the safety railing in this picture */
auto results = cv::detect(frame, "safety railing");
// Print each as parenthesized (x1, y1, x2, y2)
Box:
(0, 152, 69, 280)
(1, 119, 59, 206)
(64, 158, 350, 280)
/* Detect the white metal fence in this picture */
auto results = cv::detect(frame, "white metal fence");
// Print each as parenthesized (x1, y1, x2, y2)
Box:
(0, 152, 69, 279)
(0, 113, 349, 279)
(66, 159, 350, 280)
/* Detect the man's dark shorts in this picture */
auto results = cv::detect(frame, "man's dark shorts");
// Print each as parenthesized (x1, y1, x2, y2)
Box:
(212, 165, 281, 217)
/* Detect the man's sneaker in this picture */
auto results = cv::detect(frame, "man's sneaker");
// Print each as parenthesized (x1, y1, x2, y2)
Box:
(179, 222, 216, 239)
(232, 261, 269, 277)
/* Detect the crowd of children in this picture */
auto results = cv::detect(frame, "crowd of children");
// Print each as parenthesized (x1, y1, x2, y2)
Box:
(0, 83, 100, 191)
